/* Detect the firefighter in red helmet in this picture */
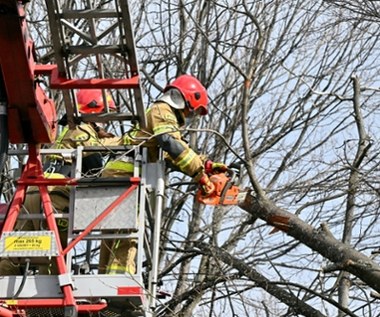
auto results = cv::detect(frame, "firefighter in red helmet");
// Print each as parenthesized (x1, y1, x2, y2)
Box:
(99, 74, 226, 275)
(104, 74, 220, 192)
(44, 89, 118, 176)
(163, 74, 208, 115)
(0, 89, 120, 276)
(77, 88, 117, 114)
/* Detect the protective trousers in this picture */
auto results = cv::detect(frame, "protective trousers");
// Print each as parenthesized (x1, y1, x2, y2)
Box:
(0, 186, 69, 275)
(98, 168, 137, 275)
(99, 238, 137, 274)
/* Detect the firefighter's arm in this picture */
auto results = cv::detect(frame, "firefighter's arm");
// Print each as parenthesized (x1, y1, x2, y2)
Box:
(68, 125, 100, 147)
(151, 103, 215, 194)
(156, 132, 201, 175)
(73, 124, 122, 147)
(151, 103, 203, 177)
(161, 139, 213, 194)
(98, 135, 124, 147)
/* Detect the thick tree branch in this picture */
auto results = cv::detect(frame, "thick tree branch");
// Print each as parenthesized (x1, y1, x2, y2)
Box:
(239, 193, 380, 292)
(197, 242, 327, 317)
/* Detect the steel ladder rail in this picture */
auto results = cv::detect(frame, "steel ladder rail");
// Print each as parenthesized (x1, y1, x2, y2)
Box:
(44, 0, 146, 128)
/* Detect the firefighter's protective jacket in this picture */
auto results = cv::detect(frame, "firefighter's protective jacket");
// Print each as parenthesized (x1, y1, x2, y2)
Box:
(48, 123, 120, 174)
(105, 101, 205, 180)
(47, 123, 120, 161)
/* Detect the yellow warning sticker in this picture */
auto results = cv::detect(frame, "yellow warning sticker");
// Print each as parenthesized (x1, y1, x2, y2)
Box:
(5, 300, 18, 305)
(5, 236, 51, 251)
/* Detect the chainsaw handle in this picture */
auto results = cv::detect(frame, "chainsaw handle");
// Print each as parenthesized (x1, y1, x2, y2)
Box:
(225, 168, 237, 183)
(228, 162, 241, 170)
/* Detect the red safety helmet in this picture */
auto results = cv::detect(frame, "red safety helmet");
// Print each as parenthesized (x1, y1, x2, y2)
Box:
(76, 89, 116, 114)
(164, 74, 208, 115)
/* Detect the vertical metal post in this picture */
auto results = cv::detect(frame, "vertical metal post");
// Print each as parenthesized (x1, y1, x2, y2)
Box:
(148, 152, 165, 312)
(136, 148, 146, 277)
(67, 146, 83, 272)
(0, 101, 7, 197)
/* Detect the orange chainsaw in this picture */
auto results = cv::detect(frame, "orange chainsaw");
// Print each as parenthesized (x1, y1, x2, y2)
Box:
(196, 167, 243, 206)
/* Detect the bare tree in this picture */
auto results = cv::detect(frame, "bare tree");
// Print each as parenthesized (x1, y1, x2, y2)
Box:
(324, 0, 380, 22)
(141, 1, 380, 316)
(3, 0, 380, 316)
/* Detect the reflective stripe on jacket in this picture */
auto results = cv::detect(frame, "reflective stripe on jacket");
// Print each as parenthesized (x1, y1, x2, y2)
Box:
(46, 123, 122, 163)
(103, 160, 134, 174)
(122, 102, 204, 179)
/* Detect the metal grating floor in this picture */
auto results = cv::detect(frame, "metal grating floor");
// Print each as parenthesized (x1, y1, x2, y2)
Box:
(24, 307, 144, 317)
(26, 307, 65, 317)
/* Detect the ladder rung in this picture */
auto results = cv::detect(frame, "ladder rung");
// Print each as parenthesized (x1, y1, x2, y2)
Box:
(71, 233, 139, 240)
(77, 177, 137, 186)
(66, 45, 124, 55)
(50, 76, 140, 89)
(61, 9, 119, 19)
(80, 112, 137, 123)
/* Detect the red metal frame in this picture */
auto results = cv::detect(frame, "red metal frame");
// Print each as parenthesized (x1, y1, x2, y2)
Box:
(35, 64, 140, 89)
(0, 1, 145, 315)
(2, 145, 77, 231)
(0, 144, 141, 316)
(0, 144, 78, 314)
(0, 0, 140, 145)
(63, 180, 139, 256)
(117, 286, 144, 296)
(0, 1, 57, 144)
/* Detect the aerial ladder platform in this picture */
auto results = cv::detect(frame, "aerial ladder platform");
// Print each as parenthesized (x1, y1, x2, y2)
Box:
(0, 1, 162, 316)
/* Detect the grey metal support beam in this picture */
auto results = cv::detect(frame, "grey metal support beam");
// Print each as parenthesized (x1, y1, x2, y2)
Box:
(43, 0, 146, 127)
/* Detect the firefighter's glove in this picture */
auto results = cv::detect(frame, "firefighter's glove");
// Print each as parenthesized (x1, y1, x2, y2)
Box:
(198, 174, 215, 196)
(204, 160, 228, 175)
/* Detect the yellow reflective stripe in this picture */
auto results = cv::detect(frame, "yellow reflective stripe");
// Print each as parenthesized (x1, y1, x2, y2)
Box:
(72, 132, 91, 141)
(55, 127, 69, 147)
(104, 161, 134, 173)
(107, 264, 134, 274)
(43, 172, 65, 179)
(123, 135, 131, 144)
(47, 127, 70, 160)
(177, 150, 196, 171)
(153, 124, 176, 135)
(163, 113, 177, 122)
(57, 219, 69, 231)
(47, 154, 63, 161)
(123, 128, 139, 144)
(130, 129, 139, 137)
(123, 134, 132, 144)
